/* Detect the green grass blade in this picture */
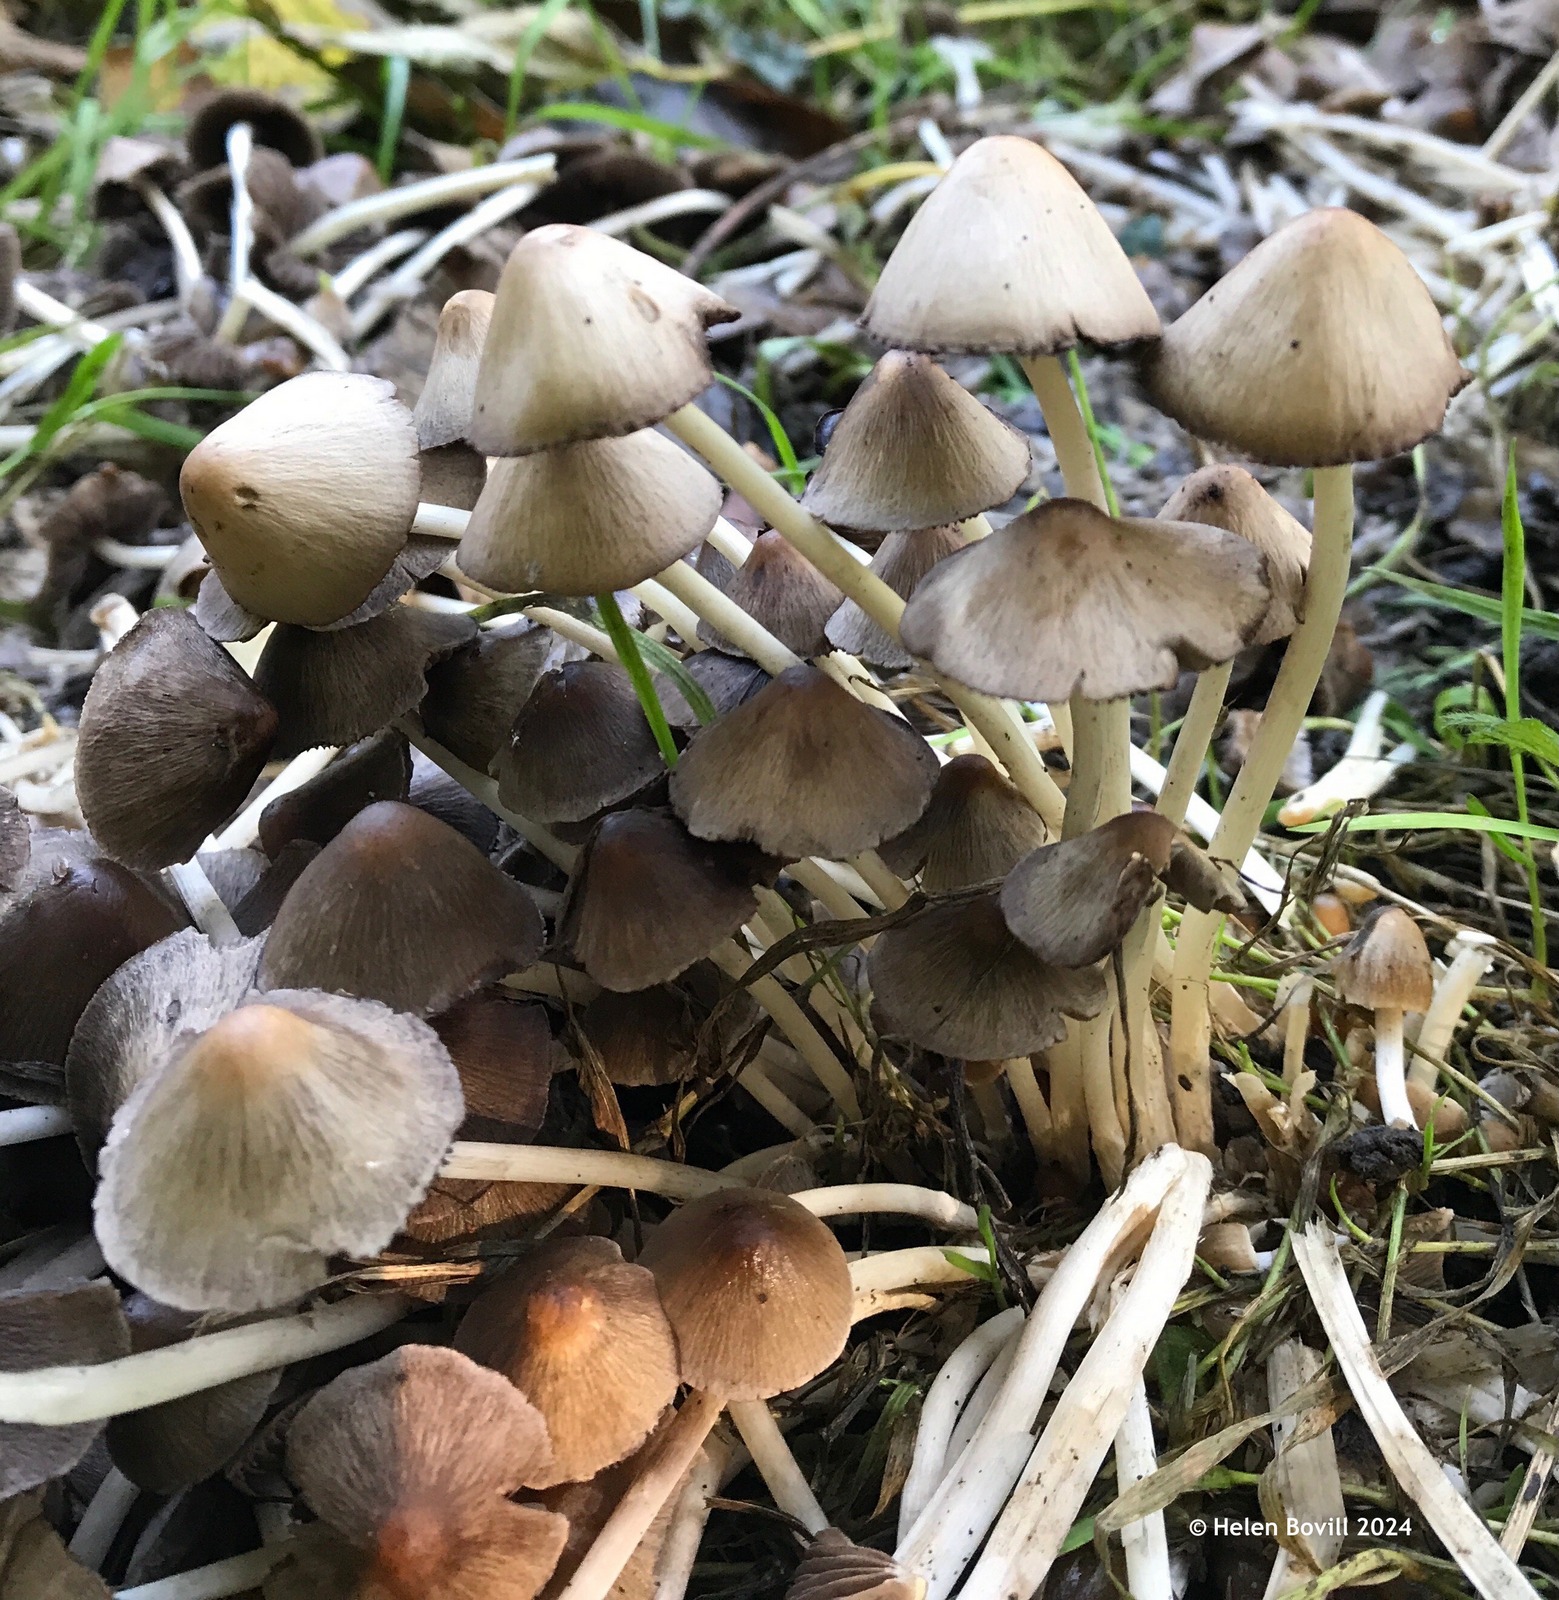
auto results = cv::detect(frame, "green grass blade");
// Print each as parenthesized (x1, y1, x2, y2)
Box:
(1065, 348, 1120, 517)
(1287, 810, 1559, 845)
(376, 56, 411, 183)
(631, 631, 718, 725)
(713, 372, 804, 493)
(506, 0, 576, 138)
(538, 102, 728, 150)
(596, 591, 680, 767)
(1365, 567, 1559, 640)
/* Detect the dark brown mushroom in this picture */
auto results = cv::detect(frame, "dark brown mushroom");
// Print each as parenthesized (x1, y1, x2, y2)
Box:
(880, 753, 1047, 892)
(257, 730, 412, 858)
(698, 531, 844, 659)
(185, 87, 322, 171)
(422, 622, 562, 775)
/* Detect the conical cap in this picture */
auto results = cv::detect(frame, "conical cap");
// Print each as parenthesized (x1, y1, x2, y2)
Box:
(880, 752, 1048, 892)
(468, 225, 737, 455)
(787, 1531, 926, 1600)
(423, 621, 562, 774)
(826, 525, 966, 669)
(861, 136, 1161, 355)
(415, 290, 495, 450)
(1142, 207, 1467, 466)
(699, 530, 844, 658)
(801, 353, 1030, 532)
(1332, 906, 1434, 1012)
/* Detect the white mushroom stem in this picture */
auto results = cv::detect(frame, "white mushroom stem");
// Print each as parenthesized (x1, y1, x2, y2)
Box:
(727, 1399, 829, 1532)
(1262, 1339, 1344, 1600)
(1113, 1378, 1171, 1600)
(1003, 1057, 1056, 1167)
(163, 857, 243, 946)
(114, 1545, 287, 1600)
(1372, 1007, 1414, 1129)
(1410, 933, 1498, 1089)
(229, 278, 351, 371)
(214, 122, 255, 345)
(738, 1062, 815, 1137)
(209, 746, 339, 851)
(69, 1465, 138, 1569)
(946, 1325, 1022, 1462)
(0, 1104, 72, 1145)
(1282, 976, 1313, 1087)
(1155, 661, 1232, 828)
(333, 227, 428, 300)
(132, 178, 202, 306)
(798, 1185, 977, 1230)
(851, 1243, 993, 1312)
(1169, 463, 1356, 1152)
(898, 1306, 1026, 1543)
(654, 1432, 734, 1600)
(0, 1294, 410, 1426)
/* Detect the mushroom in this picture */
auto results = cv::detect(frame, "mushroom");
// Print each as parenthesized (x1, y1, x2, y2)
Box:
(185, 87, 322, 171)
(655, 649, 771, 729)
(415, 290, 495, 451)
(433, 992, 557, 1142)
(422, 621, 564, 774)
(1332, 907, 1435, 1130)
(786, 1529, 925, 1600)
(257, 729, 412, 857)
(698, 530, 844, 659)
(825, 525, 967, 671)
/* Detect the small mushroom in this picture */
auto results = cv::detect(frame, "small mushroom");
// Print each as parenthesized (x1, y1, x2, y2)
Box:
(185, 86, 322, 171)
(415, 290, 495, 450)
(423, 621, 563, 774)
(698, 531, 844, 659)
(1332, 907, 1434, 1131)
(880, 752, 1047, 892)
(786, 1529, 925, 1600)
(825, 525, 967, 670)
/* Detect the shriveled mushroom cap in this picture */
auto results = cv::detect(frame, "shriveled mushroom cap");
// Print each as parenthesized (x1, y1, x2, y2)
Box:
(186, 87, 321, 170)
(422, 621, 562, 774)
(433, 992, 557, 1141)
(496, 662, 663, 825)
(999, 811, 1176, 968)
(868, 893, 1108, 1058)
(1158, 465, 1310, 645)
(180, 373, 421, 627)
(258, 730, 411, 857)
(92, 135, 184, 219)
(415, 290, 495, 450)
(880, 752, 1048, 892)
(787, 1530, 926, 1600)
(457, 428, 721, 597)
(899, 498, 1270, 702)
(640, 1188, 853, 1399)
(1143, 208, 1467, 467)
(467, 225, 737, 456)
(826, 525, 967, 670)
(95, 989, 464, 1311)
(260, 801, 543, 1016)
(801, 353, 1030, 533)
(1332, 906, 1434, 1012)
(455, 1236, 680, 1487)
(670, 664, 938, 860)
(419, 443, 487, 512)
(75, 609, 279, 870)
(861, 136, 1160, 356)
(699, 531, 843, 659)
(558, 809, 765, 992)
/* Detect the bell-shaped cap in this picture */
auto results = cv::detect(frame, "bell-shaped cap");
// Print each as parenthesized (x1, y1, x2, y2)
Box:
(415, 290, 495, 450)
(66, 927, 265, 1169)
(861, 136, 1161, 356)
(881, 752, 1048, 892)
(1332, 906, 1434, 1012)
(419, 443, 487, 512)
(0, 1282, 130, 1498)
(656, 649, 770, 729)
(999, 811, 1176, 968)
(577, 983, 699, 1086)
(76, 609, 279, 870)
(640, 1189, 853, 1399)
(258, 730, 411, 857)
(868, 893, 1107, 1058)
(253, 606, 475, 758)
(496, 662, 664, 825)
(93, 135, 184, 220)
(433, 992, 557, 1141)
(467, 225, 737, 456)
(699, 531, 843, 659)
(423, 621, 562, 774)
(827, 525, 967, 670)
(1158, 465, 1311, 645)
(455, 1236, 680, 1487)
(801, 353, 1030, 532)
(786, 1530, 926, 1600)
(409, 757, 500, 854)
(900, 497, 1269, 702)
(670, 665, 938, 860)
(186, 87, 321, 170)
(286, 1345, 567, 1600)
(180, 373, 421, 626)
(558, 809, 765, 992)
(94, 989, 465, 1311)
(260, 801, 543, 1016)
(458, 429, 722, 597)
(1143, 208, 1467, 466)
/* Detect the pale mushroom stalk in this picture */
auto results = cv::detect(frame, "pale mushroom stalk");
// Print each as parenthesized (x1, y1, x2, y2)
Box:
(1004, 1056, 1062, 1169)
(946, 1327, 1021, 1460)
(114, 1547, 288, 1600)
(132, 177, 202, 305)
(163, 856, 243, 945)
(68, 1465, 138, 1568)
(0, 1104, 72, 1145)
(654, 1432, 735, 1600)
(726, 1399, 828, 1532)
(1373, 1003, 1415, 1129)
(1114, 1378, 1171, 1600)
(1411, 932, 1498, 1088)
(1155, 661, 1232, 828)
(214, 122, 255, 345)
(1169, 464, 1355, 1151)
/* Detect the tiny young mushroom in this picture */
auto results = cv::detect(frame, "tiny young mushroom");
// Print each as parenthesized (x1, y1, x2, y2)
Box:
(185, 86, 322, 171)
(698, 530, 844, 659)
(1332, 907, 1435, 1132)
(826, 526, 968, 671)
(414, 290, 496, 513)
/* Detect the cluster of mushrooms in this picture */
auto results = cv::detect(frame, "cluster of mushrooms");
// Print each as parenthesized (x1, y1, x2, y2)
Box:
(0, 127, 1479, 1599)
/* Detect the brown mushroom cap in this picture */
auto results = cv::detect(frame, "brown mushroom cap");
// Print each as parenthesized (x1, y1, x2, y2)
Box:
(577, 983, 698, 1087)
(786, 1530, 926, 1600)
(433, 992, 557, 1141)
(868, 893, 1108, 1058)
(801, 353, 1030, 533)
(861, 136, 1161, 356)
(1332, 906, 1434, 1012)
(185, 87, 321, 170)
(1142, 208, 1467, 467)
(1, 1489, 119, 1596)
(899, 497, 1270, 702)
(467, 225, 737, 456)
(75, 609, 279, 870)
(415, 290, 495, 450)
(455, 1236, 680, 1487)
(94, 989, 465, 1311)
(258, 730, 412, 858)
(826, 525, 967, 670)
(92, 135, 184, 220)
(640, 1188, 853, 1399)
(259, 801, 543, 1016)
(1158, 465, 1311, 645)
(880, 752, 1048, 892)
(422, 622, 563, 774)
(669, 664, 938, 860)
(419, 443, 488, 512)
(655, 650, 771, 729)
(698, 530, 844, 659)
(998, 811, 1176, 968)
(558, 809, 766, 993)
(180, 373, 421, 627)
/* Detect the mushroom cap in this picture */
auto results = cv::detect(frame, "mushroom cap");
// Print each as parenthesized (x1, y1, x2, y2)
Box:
(467, 225, 737, 455)
(1158, 465, 1311, 645)
(92, 135, 184, 219)
(670, 664, 938, 860)
(999, 811, 1176, 968)
(94, 989, 465, 1311)
(1142, 208, 1468, 466)
(655, 650, 771, 729)
(899, 497, 1270, 702)
(558, 809, 766, 993)
(801, 353, 1030, 533)
(698, 531, 844, 659)
(786, 1530, 926, 1600)
(258, 729, 412, 858)
(180, 373, 421, 627)
(418, 443, 487, 512)
(422, 621, 562, 774)
(457, 428, 722, 597)
(75, 609, 279, 870)
(415, 290, 495, 450)
(186, 87, 321, 169)
(868, 893, 1108, 1058)
(861, 136, 1161, 356)
(455, 1236, 680, 1487)
(640, 1188, 853, 1399)
(259, 801, 543, 1016)
(577, 983, 699, 1086)
(1332, 906, 1434, 1012)
(880, 752, 1048, 892)
(826, 525, 967, 671)
(433, 993, 557, 1142)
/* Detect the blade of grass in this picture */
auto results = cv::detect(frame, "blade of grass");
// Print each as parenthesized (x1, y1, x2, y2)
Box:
(1065, 348, 1119, 516)
(631, 631, 718, 725)
(596, 591, 679, 767)
(376, 56, 410, 183)
(1287, 810, 1559, 844)
(713, 373, 804, 493)
(1367, 568, 1559, 641)
(538, 102, 728, 150)
(505, 0, 576, 139)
